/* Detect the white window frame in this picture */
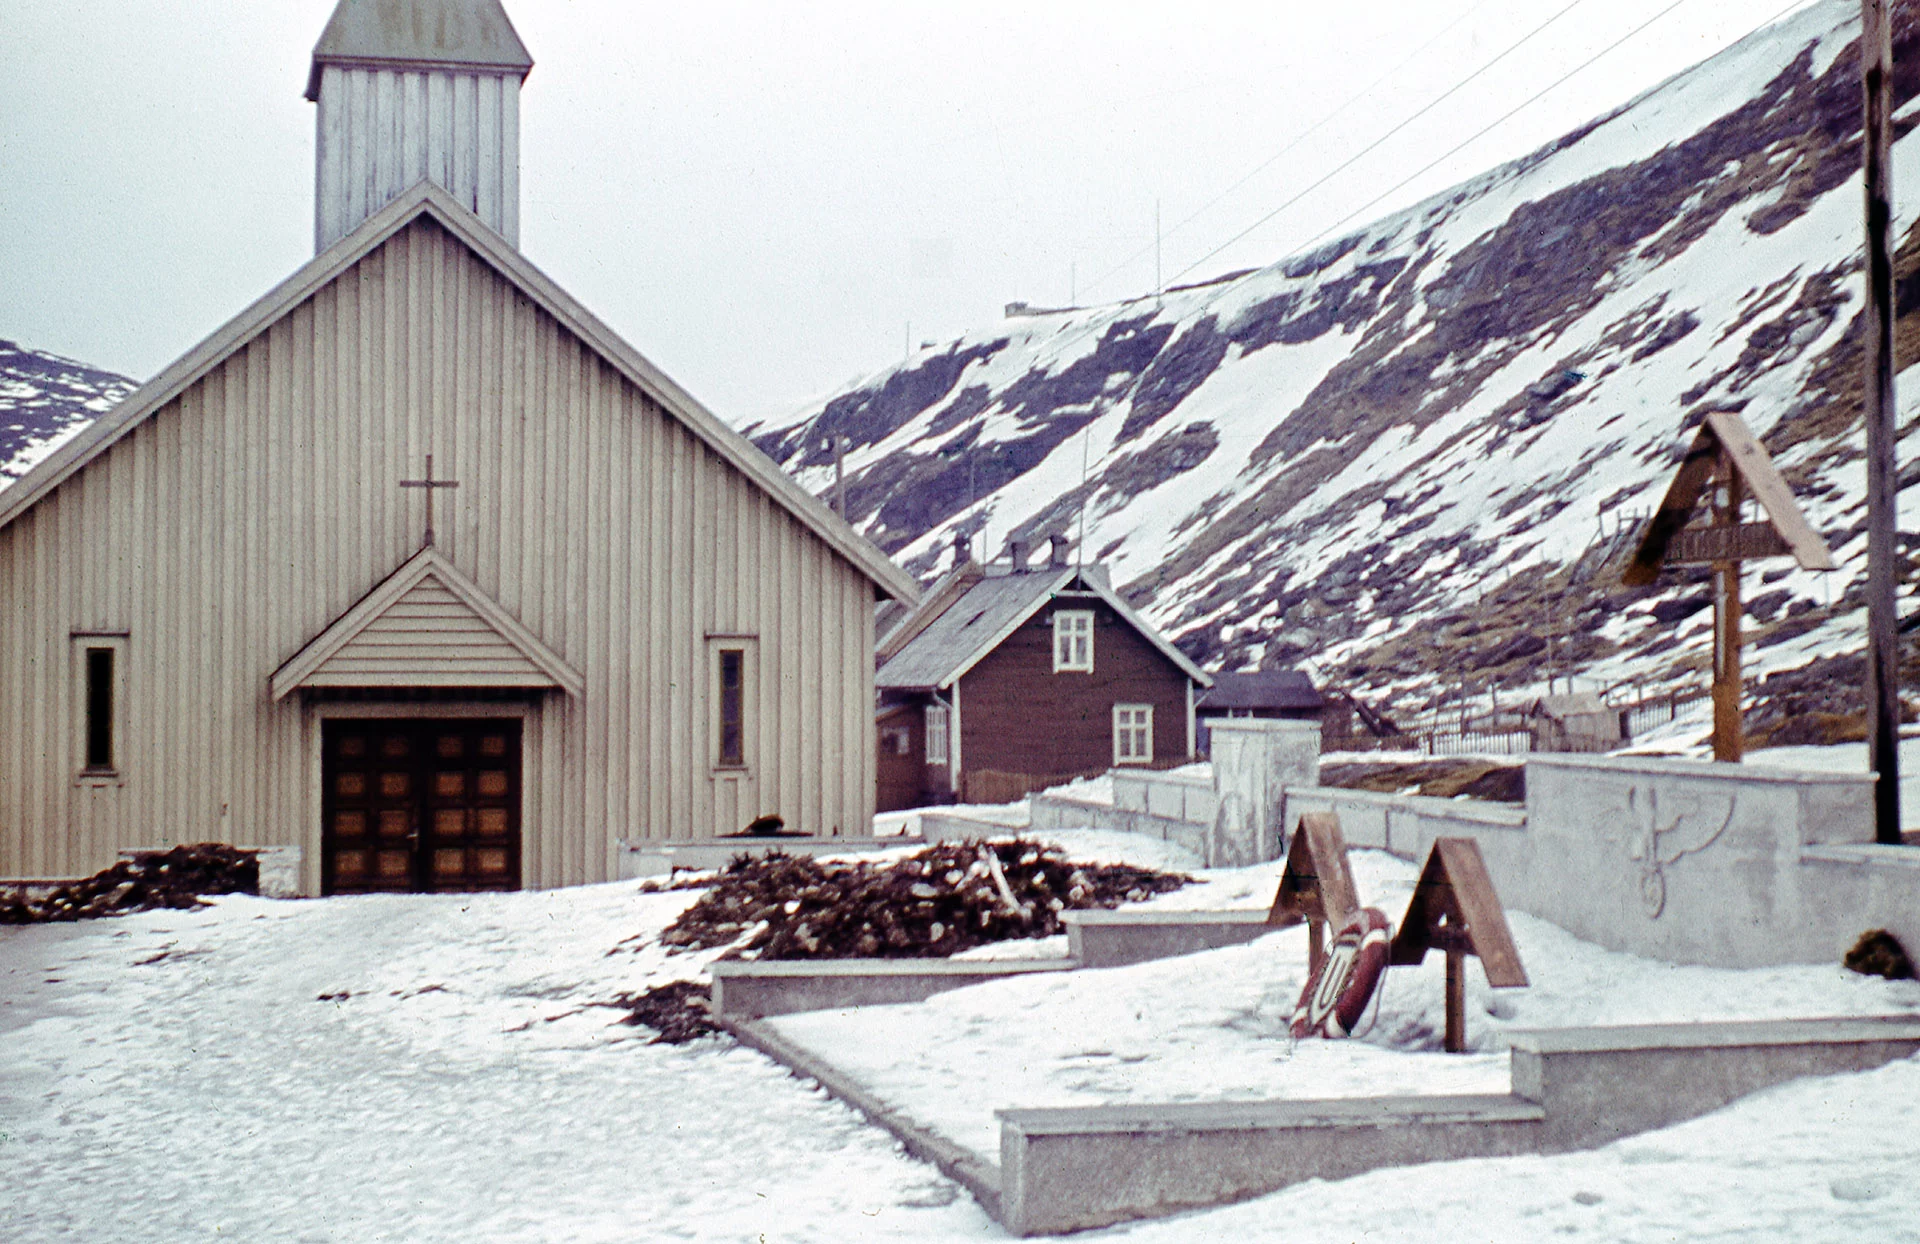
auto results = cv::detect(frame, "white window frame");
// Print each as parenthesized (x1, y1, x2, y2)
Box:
(1113, 704, 1154, 766)
(1053, 610, 1094, 672)
(925, 703, 950, 765)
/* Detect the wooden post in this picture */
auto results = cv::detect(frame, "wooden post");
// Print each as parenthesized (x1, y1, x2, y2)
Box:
(833, 435, 848, 520)
(1444, 947, 1467, 1053)
(1712, 454, 1744, 762)
(1267, 811, 1359, 978)
(1862, 0, 1901, 844)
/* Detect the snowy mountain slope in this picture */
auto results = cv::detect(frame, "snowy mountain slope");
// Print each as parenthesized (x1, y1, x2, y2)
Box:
(748, 0, 1920, 726)
(0, 341, 137, 493)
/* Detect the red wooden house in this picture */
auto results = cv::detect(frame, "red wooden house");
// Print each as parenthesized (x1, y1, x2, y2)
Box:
(875, 536, 1211, 811)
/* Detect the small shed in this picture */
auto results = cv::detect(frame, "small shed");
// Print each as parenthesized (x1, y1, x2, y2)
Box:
(1525, 692, 1621, 753)
(1194, 669, 1336, 753)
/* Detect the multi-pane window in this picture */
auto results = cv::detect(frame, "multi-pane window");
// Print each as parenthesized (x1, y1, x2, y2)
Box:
(717, 648, 745, 767)
(1053, 610, 1094, 672)
(1113, 704, 1153, 765)
(925, 704, 950, 765)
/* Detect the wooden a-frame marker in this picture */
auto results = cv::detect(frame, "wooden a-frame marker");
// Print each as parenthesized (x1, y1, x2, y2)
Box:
(1388, 838, 1528, 1053)
(1624, 410, 1834, 761)
(1266, 811, 1360, 977)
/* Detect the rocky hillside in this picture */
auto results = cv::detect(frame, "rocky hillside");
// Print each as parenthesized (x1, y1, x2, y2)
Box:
(747, 0, 1920, 728)
(0, 340, 138, 493)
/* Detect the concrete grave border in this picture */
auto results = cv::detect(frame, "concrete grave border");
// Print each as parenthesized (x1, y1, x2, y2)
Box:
(731, 1002, 1920, 1237)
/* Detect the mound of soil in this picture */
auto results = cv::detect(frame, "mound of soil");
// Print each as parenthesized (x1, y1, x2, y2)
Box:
(0, 844, 260, 924)
(613, 980, 719, 1044)
(1317, 759, 1525, 803)
(1844, 929, 1915, 980)
(660, 839, 1192, 961)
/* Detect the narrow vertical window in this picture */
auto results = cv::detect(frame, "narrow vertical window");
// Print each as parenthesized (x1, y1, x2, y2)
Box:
(718, 648, 745, 767)
(925, 704, 950, 765)
(85, 647, 115, 771)
(1113, 704, 1153, 765)
(1053, 611, 1094, 672)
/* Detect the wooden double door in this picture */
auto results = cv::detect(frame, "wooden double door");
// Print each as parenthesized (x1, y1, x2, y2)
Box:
(322, 718, 522, 894)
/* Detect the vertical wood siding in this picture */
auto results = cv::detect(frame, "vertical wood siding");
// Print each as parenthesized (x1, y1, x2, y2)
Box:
(0, 217, 878, 890)
(315, 65, 520, 252)
(957, 600, 1192, 779)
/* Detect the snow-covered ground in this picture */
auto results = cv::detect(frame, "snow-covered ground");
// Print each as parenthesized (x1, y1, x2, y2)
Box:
(0, 886, 994, 1242)
(4, 825, 1919, 1242)
(772, 845, 1920, 1163)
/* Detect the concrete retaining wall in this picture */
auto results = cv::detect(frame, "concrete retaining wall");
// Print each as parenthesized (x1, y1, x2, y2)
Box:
(1111, 770, 1216, 827)
(711, 958, 1076, 1019)
(1061, 909, 1270, 968)
(615, 836, 910, 878)
(1278, 785, 1528, 857)
(1028, 794, 1212, 862)
(998, 1095, 1544, 1236)
(1515, 755, 1898, 966)
(991, 1015, 1920, 1236)
(1510, 1015, 1920, 1153)
(1277, 756, 1920, 969)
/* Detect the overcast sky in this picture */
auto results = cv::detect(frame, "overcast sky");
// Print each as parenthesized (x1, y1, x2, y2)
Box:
(1, 0, 1819, 425)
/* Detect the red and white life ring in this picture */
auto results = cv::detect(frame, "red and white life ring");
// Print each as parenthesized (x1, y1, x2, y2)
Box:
(1290, 907, 1391, 1039)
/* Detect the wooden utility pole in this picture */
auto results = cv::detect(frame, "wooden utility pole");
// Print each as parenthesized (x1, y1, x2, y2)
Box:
(1712, 451, 1744, 762)
(1862, 0, 1900, 844)
(833, 435, 848, 521)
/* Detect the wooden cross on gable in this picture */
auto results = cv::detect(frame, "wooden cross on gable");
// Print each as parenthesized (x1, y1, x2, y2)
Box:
(1623, 410, 1834, 762)
(399, 454, 460, 548)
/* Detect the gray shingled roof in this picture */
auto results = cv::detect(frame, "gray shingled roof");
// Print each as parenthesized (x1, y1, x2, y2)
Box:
(1196, 669, 1323, 712)
(307, 0, 533, 100)
(876, 570, 1068, 692)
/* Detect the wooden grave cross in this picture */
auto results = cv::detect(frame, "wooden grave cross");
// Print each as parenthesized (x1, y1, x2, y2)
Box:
(399, 453, 460, 548)
(1265, 811, 1361, 978)
(1387, 837, 1528, 1053)
(1623, 410, 1834, 761)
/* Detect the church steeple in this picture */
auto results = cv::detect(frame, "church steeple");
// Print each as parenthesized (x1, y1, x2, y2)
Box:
(307, 0, 534, 252)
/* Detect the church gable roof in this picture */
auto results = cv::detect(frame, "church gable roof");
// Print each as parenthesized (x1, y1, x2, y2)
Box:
(307, 0, 533, 100)
(0, 181, 918, 604)
(271, 545, 583, 699)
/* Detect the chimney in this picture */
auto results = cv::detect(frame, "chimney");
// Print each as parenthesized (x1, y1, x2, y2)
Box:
(307, 0, 534, 252)
(952, 531, 971, 565)
(1048, 534, 1071, 567)
(1008, 538, 1030, 571)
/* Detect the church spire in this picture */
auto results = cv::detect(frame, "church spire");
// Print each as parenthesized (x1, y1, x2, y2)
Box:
(307, 0, 534, 252)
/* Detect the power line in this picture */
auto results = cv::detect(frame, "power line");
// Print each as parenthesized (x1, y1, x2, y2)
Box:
(1078, 0, 1499, 299)
(1155, 0, 1596, 291)
(1267, 0, 1806, 272)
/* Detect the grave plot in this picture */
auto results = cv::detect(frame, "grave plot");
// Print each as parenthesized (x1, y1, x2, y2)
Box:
(759, 846, 1920, 1171)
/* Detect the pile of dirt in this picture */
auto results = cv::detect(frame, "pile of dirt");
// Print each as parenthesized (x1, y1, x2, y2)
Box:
(659, 840, 1192, 961)
(1317, 759, 1525, 804)
(0, 844, 259, 924)
(1844, 929, 1915, 980)
(612, 980, 719, 1044)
